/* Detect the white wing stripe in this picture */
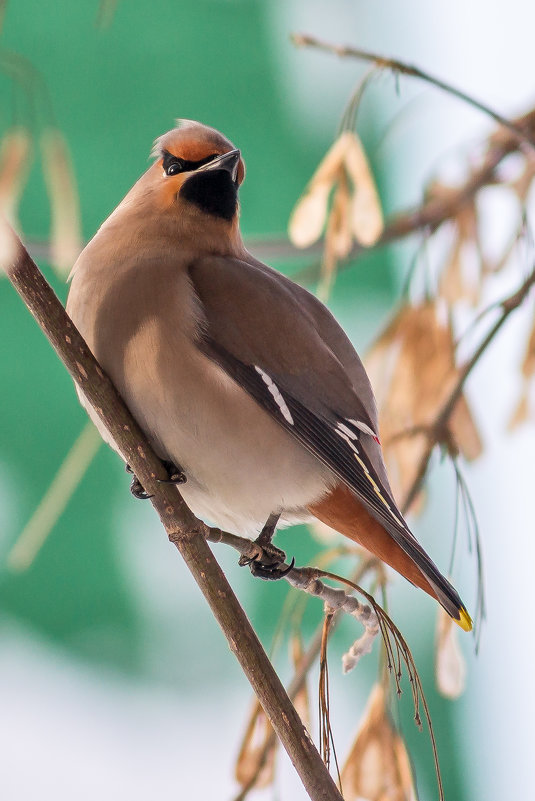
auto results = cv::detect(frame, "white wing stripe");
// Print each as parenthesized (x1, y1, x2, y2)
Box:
(337, 422, 358, 440)
(254, 366, 294, 425)
(347, 417, 380, 442)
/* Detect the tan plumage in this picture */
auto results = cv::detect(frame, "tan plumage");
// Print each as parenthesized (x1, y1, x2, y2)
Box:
(67, 120, 471, 631)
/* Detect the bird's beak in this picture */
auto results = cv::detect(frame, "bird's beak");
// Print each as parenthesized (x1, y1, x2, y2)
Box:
(197, 149, 241, 182)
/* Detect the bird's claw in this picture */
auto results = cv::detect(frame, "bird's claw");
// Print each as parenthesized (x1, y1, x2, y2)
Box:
(156, 460, 187, 485)
(239, 538, 294, 581)
(129, 475, 153, 500)
(126, 459, 186, 500)
(248, 556, 296, 580)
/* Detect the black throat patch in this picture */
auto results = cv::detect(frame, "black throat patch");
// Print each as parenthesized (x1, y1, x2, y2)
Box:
(180, 170, 238, 221)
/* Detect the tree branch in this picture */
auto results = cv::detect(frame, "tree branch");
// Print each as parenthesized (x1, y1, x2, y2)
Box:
(291, 33, 535, 149)
(1, 227, 344, 801)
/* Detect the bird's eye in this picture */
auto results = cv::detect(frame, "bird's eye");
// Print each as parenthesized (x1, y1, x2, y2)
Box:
(165, 159, 184, 176)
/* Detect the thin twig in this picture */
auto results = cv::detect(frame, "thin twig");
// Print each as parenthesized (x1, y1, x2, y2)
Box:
(291, 34, 535, 149)
(207, 527, 380, 657)
(1, 227, 344, 801)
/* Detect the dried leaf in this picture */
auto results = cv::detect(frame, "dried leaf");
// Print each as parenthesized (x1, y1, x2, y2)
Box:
(508, 390, 529, 431)
(344, 131, 384, 246)
(329, 171, 353, 259)
(366, 302, 482, 508)
(438, 200, 485, 306)
(508, 320, 535, 430)
(435, 608, 466, 699)
(449, 395, 483, 461)
(234, 699, 276, 790)
(289, 180, 332, 248)
(0, 213, 20, 274)
(41, 128, 82, 276)
(510, 156, 535, 201)
(288, 133, 352, 248)
(318, 171, 352, 298)
(289, 130, 383, 251)
(521, 318, 535, 379)
(341, 683, 417, 801)
(439, 241, 480, 306)
(0, 127, 32, 226)
(291, 632, 311, 733)
(311, 132, 354, 187)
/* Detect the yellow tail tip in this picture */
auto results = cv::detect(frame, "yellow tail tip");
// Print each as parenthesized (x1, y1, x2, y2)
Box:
(456, 607, 473, 632)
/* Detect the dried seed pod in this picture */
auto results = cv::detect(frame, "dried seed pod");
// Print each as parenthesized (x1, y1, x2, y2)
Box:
(289, 180, 333, 248)
(438, 199, 485, 306)
(508, 317, 535, 430)
(289, 133, 351, 248)
(344, 130, 384, 246)
(521, 317, 535, 379)
(234, 699, 276, 790)
(289, 130, 383, 250)
(41, 128, 82, 276)
(365, 302, 482, 508)
(508, 392, 530, 431)
(341, 683, 417, 801)
(290, 631, 311, 734)
(435, 608, 466, 699)
(329, 170, 353, 259)
(0, 127, 32, 227)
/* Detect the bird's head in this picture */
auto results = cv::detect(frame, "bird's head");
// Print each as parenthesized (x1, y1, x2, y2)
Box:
(149, 120, 245, 222)
(94, 121, 247, 258)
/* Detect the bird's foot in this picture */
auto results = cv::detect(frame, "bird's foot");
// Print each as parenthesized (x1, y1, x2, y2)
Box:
(248, 553, 295, 580)
(239, 512, 295, 580)
(156, 460, 187, 486)
(129, 473, 153, 500)
(126, 460, 186, 500)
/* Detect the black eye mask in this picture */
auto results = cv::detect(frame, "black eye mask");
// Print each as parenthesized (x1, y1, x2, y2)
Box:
(162, 149, 219, 176)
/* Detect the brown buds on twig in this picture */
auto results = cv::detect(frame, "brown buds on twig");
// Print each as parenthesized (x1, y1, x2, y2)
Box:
(435, 608, 467, 699)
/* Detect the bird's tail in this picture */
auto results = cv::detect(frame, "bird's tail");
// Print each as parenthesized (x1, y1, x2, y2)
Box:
(309, 484, 472, 631)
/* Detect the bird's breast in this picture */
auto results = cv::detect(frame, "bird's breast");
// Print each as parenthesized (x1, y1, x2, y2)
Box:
(67, 255, 332, 535)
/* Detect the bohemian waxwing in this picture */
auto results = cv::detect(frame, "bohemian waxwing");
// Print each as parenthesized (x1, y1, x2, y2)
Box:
(66, 120, 472, 631)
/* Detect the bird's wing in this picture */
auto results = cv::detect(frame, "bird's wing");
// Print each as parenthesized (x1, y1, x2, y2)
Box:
(188, 256, 466, 612)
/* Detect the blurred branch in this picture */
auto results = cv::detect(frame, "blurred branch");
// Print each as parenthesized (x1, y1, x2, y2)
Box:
(292, 33, 535, 149)
(401, 266, 535, 512)
(7, 420, 102, 570)
(1, 227, 344, 801)
(380, 108, 535, 243)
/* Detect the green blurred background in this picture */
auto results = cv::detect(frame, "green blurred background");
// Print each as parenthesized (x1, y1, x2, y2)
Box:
(1, 1, 534, 799)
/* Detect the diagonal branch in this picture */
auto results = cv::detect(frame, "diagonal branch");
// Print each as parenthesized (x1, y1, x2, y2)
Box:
(291, 33, 535, 149)
(1, 226, 344, 801)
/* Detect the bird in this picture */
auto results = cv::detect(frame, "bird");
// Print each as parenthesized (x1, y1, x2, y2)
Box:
(66, 120, 472, 632)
